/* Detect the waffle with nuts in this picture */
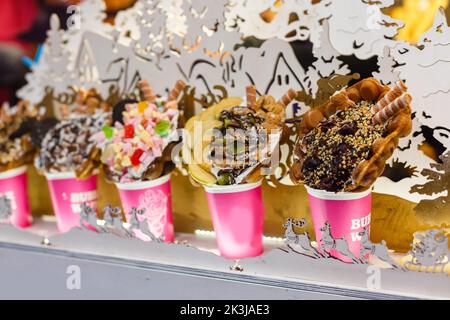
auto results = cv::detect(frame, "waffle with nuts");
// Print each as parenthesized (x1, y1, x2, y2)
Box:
(185, 86, 297, 186)
(291, 78, 412, 192)
(0, 101, 43, 172)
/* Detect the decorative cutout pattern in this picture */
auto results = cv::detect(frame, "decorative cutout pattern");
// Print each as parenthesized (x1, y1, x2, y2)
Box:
(283, 218, 323, 258)
(358, 227, 399, 268)
(327, 0, 403, 59)
(373, 8, 450, 202)
(0, 196, 12, 223)
(281, 218, 447, 271)
(405, 229, 449, 272)
(79, 203, 164, 242)
(16, 0, 450, 203)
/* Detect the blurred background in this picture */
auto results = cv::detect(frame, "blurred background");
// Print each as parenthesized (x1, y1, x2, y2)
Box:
(0, 0, 449, 105)
(0, 0, 136, 104)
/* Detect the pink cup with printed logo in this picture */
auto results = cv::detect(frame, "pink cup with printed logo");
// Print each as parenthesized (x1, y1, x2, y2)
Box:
(205, 181, 265, 260)
(46, 172, 98, 233)
(0, 166, 31, 228)
(306, 186, 372, 263)
(116, 174, 174, 243)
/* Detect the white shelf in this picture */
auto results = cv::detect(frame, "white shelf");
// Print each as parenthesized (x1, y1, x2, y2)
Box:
(0, 219, 449, 300)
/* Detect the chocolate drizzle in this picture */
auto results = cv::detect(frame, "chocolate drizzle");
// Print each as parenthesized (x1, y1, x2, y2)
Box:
(36, 113, 109, 173)
(209, 106, 269, 185)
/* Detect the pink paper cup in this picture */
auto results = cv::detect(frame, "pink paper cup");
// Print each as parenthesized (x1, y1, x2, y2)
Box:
(306, 186, 372, 263)
(204, 181, 265, 260)
(45, 172, 98, 233)
(116, 174, 174, 243)
(0, 166, 31, 228)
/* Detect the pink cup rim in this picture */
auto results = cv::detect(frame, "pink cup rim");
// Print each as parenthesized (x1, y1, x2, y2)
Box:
(204, 180, 262, 194)
(305, 185, 372, 200)
(115, 174, 171, 190)
(0, 166, 27, 179)
(45, 171, 98, 180)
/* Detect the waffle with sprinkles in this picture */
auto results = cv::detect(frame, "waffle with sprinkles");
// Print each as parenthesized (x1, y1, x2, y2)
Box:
(291, 78, 413, 192)
(35, 111, 110, 176)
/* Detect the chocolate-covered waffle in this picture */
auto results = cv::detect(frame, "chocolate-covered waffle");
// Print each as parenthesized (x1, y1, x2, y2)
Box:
(291, 78, 412, 192)
(185, 86, 297, 186)
(35, 111, 110, 177)
(0, 102, 46, 172)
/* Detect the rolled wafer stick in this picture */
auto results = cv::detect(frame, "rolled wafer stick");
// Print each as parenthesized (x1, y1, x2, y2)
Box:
(59, 104, 70, 119)
(371, 80, 407, 114)
(168, 80, 186, 102)
(278, 88, 297, 108)
(138, 80, 156, 102)
(75, 89, 87, 106)
(372, 93, 411, 125)
(246, 85, 257, 109)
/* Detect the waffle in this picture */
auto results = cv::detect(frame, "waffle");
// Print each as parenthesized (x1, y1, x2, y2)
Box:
(185, 86, 296, 186)
(37, 112, 109, 178)
(98, 80, 185, 183)
(75, 147, 102, 179)
(59, 88, 111, 119)
(291, 78, 413, 192)
(0, 101, 41, 173)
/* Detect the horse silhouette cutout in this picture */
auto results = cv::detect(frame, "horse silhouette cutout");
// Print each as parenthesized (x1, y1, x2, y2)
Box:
(129, 207, 163, 242)
(128, 207, 143, 230)
(111, 209, 134, 238)
(0, 196, 12, 222)
(320, 221, 361, 264)
(405, 230, 450, 273)
(358, 227, 398, 268)
(102, 205, 133, 238)
(283, 218, 322, 258)
(103, 205, 119, 227)
(79, 203, 105, 232)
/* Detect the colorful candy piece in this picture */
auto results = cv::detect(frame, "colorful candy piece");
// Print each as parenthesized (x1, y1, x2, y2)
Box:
(138, 101, 148, 113)
(121, 156, 131, 167)
(155, 120, 170, 137)
(130, 149, 144, 166)
(112, 142, 123, 153)
(102, 125, 114, 139)
(124, 124, 135, 139)
(246, 85, 257, 109)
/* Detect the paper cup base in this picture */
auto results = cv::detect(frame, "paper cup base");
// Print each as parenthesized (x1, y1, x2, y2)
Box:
(205, 182, 265, 260)
(46, 173, 98, 233)
(0, 166, 31, 228)
(116, 175, 174, 243)
(306, 187, 372, 263)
